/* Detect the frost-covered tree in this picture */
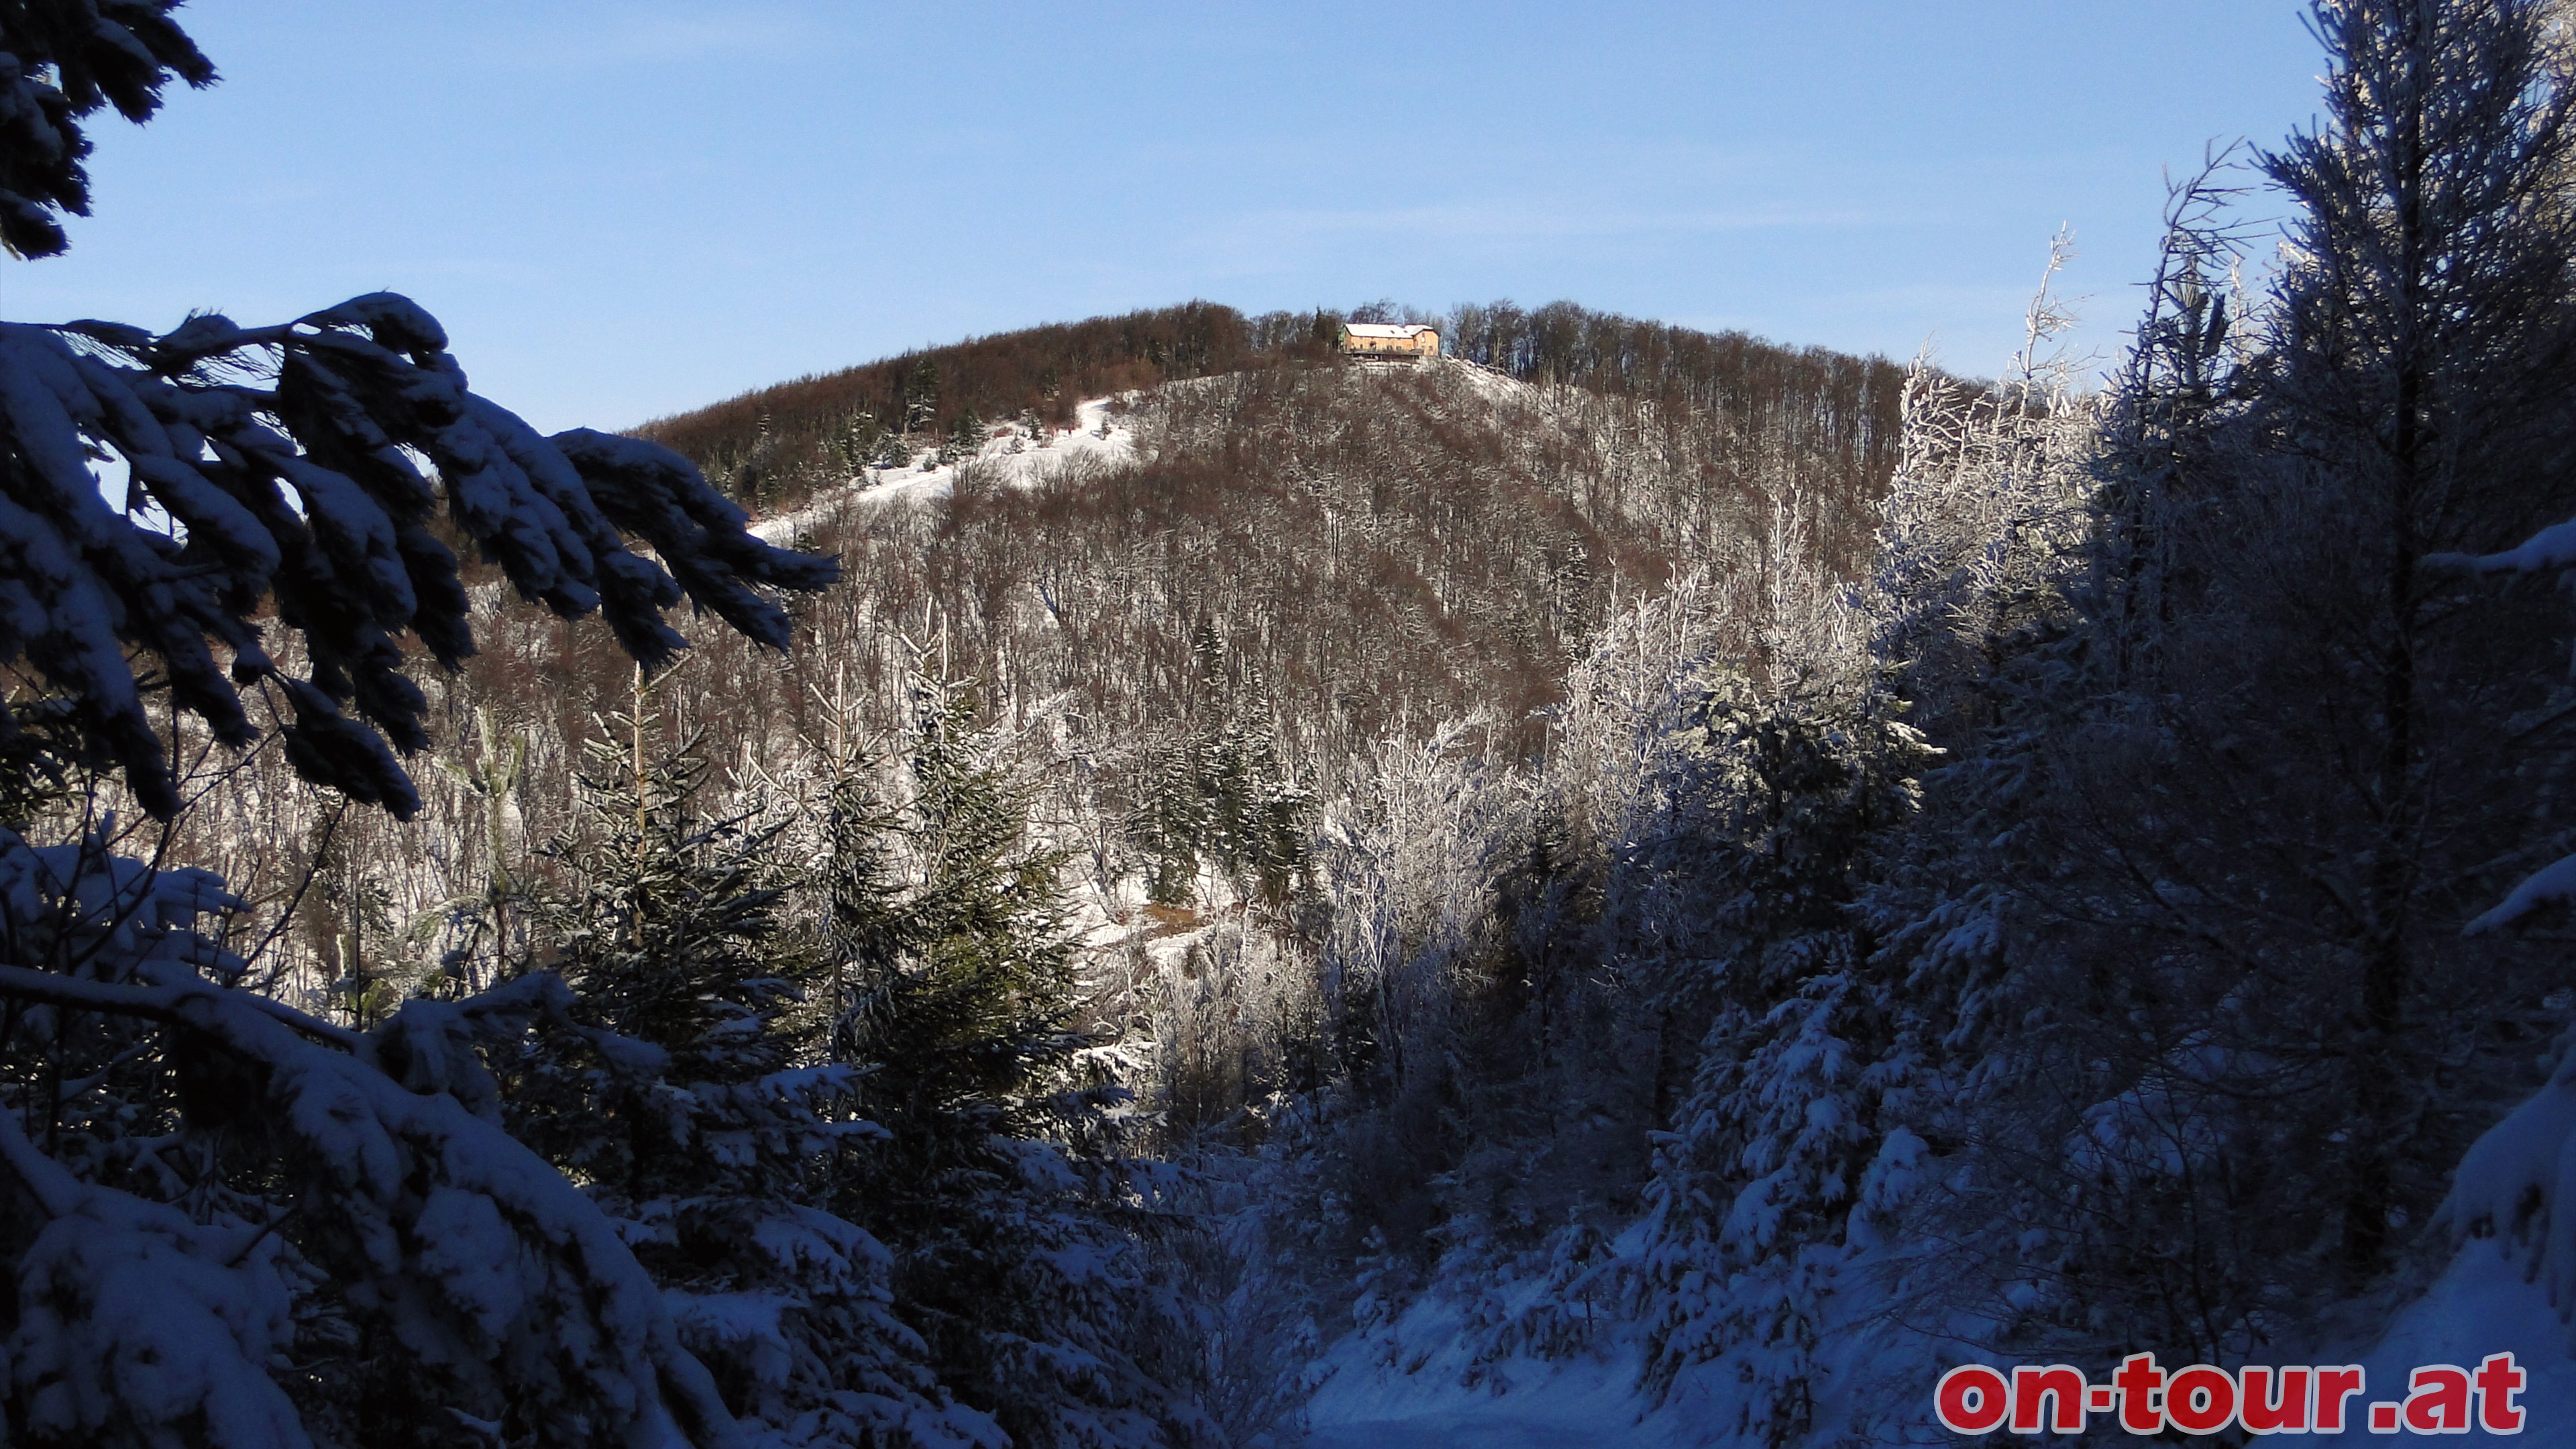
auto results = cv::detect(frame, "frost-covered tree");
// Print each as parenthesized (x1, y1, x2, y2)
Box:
(1628, 502, 1937, 1446)
(2085, 158, 2253, 686)
(1122, 641, 1313, 911)
(2252, 0, 2576, 1271)
(1868, 236, 2098, 737)
(1126, 735, 1209, 907)
(1832, 3, 2576, 1395)
(2410, 0, 2576, 1356)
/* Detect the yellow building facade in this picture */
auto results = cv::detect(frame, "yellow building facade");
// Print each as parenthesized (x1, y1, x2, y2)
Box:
(1341, 322, 1442, 360)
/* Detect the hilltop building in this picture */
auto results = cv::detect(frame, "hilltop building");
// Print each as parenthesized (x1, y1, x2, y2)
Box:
(1342, 321, 1441, 360)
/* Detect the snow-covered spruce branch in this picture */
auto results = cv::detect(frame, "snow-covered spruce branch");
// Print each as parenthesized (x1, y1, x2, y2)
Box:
(0, 957, 741, 1447)
(0, 294, 836, 820)
(0, 1, 215, 262)
(0, 961, 362, 1046)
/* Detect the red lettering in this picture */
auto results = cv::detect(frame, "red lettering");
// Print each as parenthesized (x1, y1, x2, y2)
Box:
(2314, 1366, 2367, 1432)
(2166, 1364, 2238, 1435)
(2404, 1365, 2472, 1434)
(2241, 1365, 2309, 1434)
(2114, 1352, 2166, 1434)
(2010, 1364, 2086, 1433)
(1936, 1364, 2009, 1434)
(2475, 1352, 2526, 1434)
(1928, 1356, 2516, 1438)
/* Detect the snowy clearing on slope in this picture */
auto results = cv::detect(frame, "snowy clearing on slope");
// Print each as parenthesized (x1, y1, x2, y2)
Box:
(744, 358, 1561, 545)
(749, 394, 1143, 543)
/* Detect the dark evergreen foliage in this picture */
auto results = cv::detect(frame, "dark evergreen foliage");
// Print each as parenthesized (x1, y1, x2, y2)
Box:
(813, 676, 1214, 1449)
(0, 7, 843, 1446)
(0, 0, 214, 258)
(501, 710, 997, 1446)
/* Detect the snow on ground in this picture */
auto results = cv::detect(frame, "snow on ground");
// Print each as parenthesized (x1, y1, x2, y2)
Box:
(749, 396, 1142, 543)
(1437, 356, 1548, 413)
(732, 356, 2576, 1446)
(1297, 1223, 1699, 1449)
(1303, 1347, 1677, 1449)
(743, 360, 1565, 551)
(1302, 1305, 1675, 1448)
(724, 354, 2576, 1445)
(1298, 1221, 2576, 1445)
(2330, 1240, 2576, 1440)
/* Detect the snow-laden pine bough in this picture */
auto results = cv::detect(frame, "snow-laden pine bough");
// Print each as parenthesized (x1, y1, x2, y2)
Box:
(0, 293, 838, 820)
(2431, 509, 2576, 1354)
(0, 836, 750, 1447)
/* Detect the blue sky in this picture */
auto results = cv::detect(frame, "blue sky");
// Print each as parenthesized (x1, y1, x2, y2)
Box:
(13, 3, 2326, 433)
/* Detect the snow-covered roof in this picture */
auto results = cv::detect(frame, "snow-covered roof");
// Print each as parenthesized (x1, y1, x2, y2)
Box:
(1344, 322, 1437, 339)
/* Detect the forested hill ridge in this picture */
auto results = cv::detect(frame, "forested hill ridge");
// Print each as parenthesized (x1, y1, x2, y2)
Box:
(157, 303, 1909, 1011)
(590, 301, 1910, 779)
(635, 301, 1907, 537)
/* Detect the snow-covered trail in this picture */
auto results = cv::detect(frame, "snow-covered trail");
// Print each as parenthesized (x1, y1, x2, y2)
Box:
(1300, 1242, 2576, 1447)
(1303, 1387, 1686, 1449)
(1304, 1364, 1682, 1449)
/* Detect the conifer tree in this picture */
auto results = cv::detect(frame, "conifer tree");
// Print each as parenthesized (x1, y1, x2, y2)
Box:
(2252, 0, 2576, 1272)
(815, 673, 1213, 1449)
(506, 688, 996, 1447)
(1128, 734, 1210, 906)
(1633, 561, 1933, 1445)
(904, 360, 942, 437)
(941, 409, 985, 465)
(873, 427, 918, 470)
(1794, 7, 2576, 1395)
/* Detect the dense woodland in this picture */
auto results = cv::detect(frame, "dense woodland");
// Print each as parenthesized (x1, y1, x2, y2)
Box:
(14, 2, 2576, 1447)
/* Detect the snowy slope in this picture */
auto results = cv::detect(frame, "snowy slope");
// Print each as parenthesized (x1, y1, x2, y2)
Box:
(750, 395, 1143, 543)
(1301, 1237, 1690, 1449)
(1293, 1217, 1904, 1449)
(1293, 1222, 2576, 1448)
(2334, 1245, 2576, 1440)
(746, 359, 1562, 544)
